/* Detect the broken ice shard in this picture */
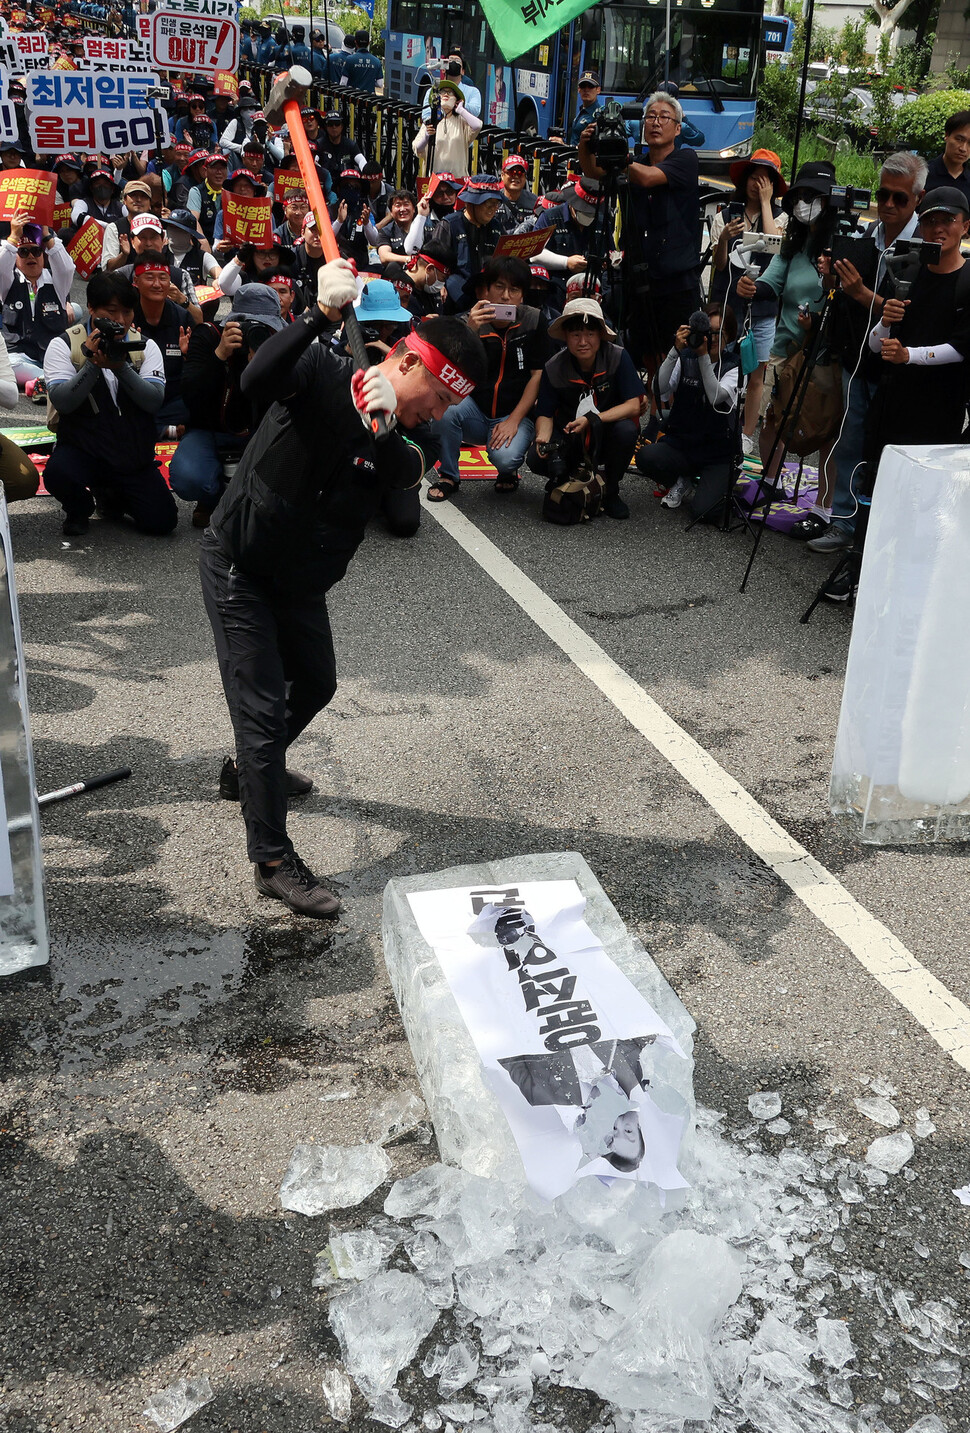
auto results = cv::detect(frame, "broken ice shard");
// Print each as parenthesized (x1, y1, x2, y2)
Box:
(382, 853, 696, 1185)
(853, 1096, 900, 1128)
(369, 1089, 428, 1144)
(748, 1092, 782, 1121)
(326, 1228, 387, 1281)
(866, 1131, 914, 1174)
(143, 1376, 214, 1432)
(328, 1269, 439, 1398)
(581, 1230, 743, 1419)
(320, 1365, 353, 1422)
(816, 1316, 856, 1369)
(279, 1144, 390, 1216)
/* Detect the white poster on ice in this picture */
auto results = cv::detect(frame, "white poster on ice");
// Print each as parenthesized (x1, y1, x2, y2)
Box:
(406, 879, 689, 1202)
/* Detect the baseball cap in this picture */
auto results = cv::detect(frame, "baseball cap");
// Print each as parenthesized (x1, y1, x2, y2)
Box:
(205, 152, 228, 167)
(123, 179, 152, 197)
(55, 153, 81, 170)
(131, 213, 164, 236)
(503, 154, 528, 172)
(181, 148, 209, 173)
(547, 180, 599, 217)
(89, 168, 115, 185)
(529, 264, 550, 283)
(578, 70, 600, 87)
(323, 110, 342, 124)
(457, 175, 504, 205)
(917, 185, 970, 218)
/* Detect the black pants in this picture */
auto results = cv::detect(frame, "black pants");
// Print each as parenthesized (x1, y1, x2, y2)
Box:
(647, 286, 702, 364)
(528, 419, 639, 496)
(635, 439, 733, 523)
(44, 443, 178, 535)
(199, 532, 337, 863)
(382, 483, 420, 538)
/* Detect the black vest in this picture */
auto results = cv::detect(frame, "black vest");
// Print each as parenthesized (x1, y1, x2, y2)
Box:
(544, 342, 625, 423)
(86, 197, 125, 226)
(2, 273, 69, 363)
(663, 347, 740, 465)
(196, 186, 220, 243)
(57, 359, 157, 473)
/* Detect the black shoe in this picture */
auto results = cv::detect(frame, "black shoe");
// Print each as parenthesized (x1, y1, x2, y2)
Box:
(219, 756, 314, 802)
(789, 513, 829, 541)
(601, 492, 630, 520)
(254, 851, 340, 918)
(92, 487, 125, 522)
(821, 567, 858, 604)
(62, 515, 89, 537)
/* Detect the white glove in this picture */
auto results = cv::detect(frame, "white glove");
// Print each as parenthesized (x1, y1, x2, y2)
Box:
(351, 365, 398, 433)
(317, 257, 358, 312)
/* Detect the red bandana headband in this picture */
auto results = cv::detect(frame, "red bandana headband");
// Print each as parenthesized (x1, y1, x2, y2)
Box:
(403, 332, 475, 398)
(134, 260, 169, 276)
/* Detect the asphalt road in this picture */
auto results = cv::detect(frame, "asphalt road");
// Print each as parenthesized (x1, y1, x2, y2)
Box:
(1, 440, 969, 1431)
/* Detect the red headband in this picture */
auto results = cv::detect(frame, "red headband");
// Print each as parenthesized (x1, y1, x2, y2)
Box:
(403, 332, 474, 398)
(134, 260, 169, 276)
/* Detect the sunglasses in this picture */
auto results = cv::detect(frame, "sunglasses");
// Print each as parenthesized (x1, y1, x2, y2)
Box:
(875, 187, 911, 206)
(17, 245, 42, 257)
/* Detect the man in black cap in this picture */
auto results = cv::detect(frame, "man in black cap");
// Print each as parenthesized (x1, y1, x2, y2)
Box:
(341, 29, 383, 93)
(274, 23, 312, 72)
(317, 111, 365, 189)
(569, 71, 604, 146)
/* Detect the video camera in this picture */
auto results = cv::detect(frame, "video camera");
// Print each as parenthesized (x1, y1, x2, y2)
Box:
(92, 316, 146, 363)
(589, 100, 640, 171)
(233, 317, 275, 352)
(686, 309, 711, 349)
(884, 235, 941, 300)
(828, 184, 871, 234)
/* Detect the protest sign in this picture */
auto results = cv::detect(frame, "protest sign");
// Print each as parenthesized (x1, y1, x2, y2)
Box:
(221, 191, 272, 247)
(493, 224, 555, 259)
(480, 0, 596, 62)
(0, 168, 55, 225)
(213, 69, 238, 97)
(151, 11, 239, 75)
(82, 37, 152, 65)
(162, 0, 238, 16)
(0, 102, 18, 144)
(136, 13, 152, 39)
(51, 199, 72, 231)
(65, 217, 104, 280)
(273, 168, 307, 204)
(0, 31, 49, 72)
(406, 880, 689, 1202)
(27, 71, 169, 154)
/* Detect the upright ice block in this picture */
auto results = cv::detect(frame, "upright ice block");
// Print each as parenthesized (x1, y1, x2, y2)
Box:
(381, 852, 696, 1184)
(830, 444, 970, 843)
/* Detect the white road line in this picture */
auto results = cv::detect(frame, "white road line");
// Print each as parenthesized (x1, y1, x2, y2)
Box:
(423, 494, 970, 1074)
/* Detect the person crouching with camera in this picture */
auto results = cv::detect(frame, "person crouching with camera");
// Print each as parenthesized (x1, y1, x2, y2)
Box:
(170, 285, 285, 530)
(43, 272, 177, 539)
(528, 298, 644, 520)
(635, 302, 740, 521)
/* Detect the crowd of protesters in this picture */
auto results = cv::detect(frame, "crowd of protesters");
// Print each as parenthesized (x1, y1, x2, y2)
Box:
(0, 0, 966, 608)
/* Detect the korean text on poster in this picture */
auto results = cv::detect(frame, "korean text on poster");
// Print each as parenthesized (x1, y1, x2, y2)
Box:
(151, 11, 239, 76)
(27, 71, 169, 155)
(161, 0, 238, 17)
(0, 32, 49, 73)
(221, 192, 272, 248)
(51, 199, 72, 231)
(0, 168, 55, 225)
(272, 169, 307, 204)
(82, 37, 152, 65)
(493, 224, 555, 260)
(65, 217, 104, 280)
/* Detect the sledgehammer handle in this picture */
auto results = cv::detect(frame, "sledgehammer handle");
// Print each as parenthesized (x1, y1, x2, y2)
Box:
(283, 96, 389, 441)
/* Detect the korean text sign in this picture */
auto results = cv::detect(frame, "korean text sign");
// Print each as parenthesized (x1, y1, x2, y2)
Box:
(66, 217, 104, 280)
(151, 11, 239, 76)
(0, 168, 55, 225)
(27, 71, 169, 155)
(221, 192, 272, 248)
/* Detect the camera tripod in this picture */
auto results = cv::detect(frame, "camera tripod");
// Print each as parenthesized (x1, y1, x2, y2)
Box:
(581, 165, 662, 368)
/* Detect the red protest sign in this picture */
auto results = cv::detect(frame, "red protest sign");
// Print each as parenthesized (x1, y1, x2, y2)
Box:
(65, 217, 104, 280)
(0, 169, 56, 226)
(213, 70, 238, 98)
(273, 169, 307, 204)
(51, 199, 72, 231)
(492, 225, 556, 261)
(221, 192, 273, 249)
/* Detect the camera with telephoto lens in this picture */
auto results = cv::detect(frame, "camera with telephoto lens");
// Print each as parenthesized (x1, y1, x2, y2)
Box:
(590, 100, 640, 170)
(235, 318, 275, 352)
(686, 309, 712, 349)
(92, 315, 146, 363)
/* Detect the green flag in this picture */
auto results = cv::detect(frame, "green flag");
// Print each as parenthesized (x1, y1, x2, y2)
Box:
(480, 0, 597, 63)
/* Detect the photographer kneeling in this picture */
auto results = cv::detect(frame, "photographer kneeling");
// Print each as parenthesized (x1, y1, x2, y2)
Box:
(43, 272, 176, 539)
(635, 303, 740, 520)
(528, 298, 644, 520)
(171, 286, 283, 530)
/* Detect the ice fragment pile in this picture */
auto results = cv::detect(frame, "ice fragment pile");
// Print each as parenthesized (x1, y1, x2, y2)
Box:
(143, 1375, 213, 1432)
(279, 1142, 390, 1216)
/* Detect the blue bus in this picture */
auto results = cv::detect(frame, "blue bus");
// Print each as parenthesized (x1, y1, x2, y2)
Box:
(763, 13, 796, 64)
(382, 0, 765, 169)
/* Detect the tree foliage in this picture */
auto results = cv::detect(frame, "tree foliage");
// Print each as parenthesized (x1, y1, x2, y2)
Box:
(890, 86, 970, 149)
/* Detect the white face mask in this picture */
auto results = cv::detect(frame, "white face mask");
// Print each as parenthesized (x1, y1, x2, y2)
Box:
(793, 197, 823, 226)
(425, 273, 443, 294)
(573, 209, 594, 228)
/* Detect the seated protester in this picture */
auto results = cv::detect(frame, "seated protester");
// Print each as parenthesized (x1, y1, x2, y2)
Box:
(172, 149, 208, 210)
(335, 280, 413, 369)
(527, 181, 593, 304)
(529, 265, 564, 327)
(163, 208, 222, 294)
(635, 302, 740, 521)
(528, 298, 645, 520)
(52, 154, 87, 231)
(0, 213, 75, 398)
(430, 255, 547, 500)
(866, 186, 970, 452)
(146, 140, 181, 201)
(708, 149, 787, 455)
(220, 95, 264, 166)
(384, 241, 451, 319)
(376, 189, 417, 265)
(273, 187, 311, 251)
(333, 171, 379, 269)
(102, 177, 154, 270)
(412, 79, 482, 180)
(175, 94, 219, 151)
(430, 175, 506, 310)
(115, 213, 202, 324)
(187, 152, 229, 245)
(362, 162, 391, 224)
(402, 173, 462, 256)
(291, 212, 325, 310)
(131, 258, 195, 437)
(496, 154, 538, 232)
(43, 271, 176, 539)
(212, 167, 268, 256)
(215, 237, 295, 297)
(171, 284, 281, 528)
(316, 110, 366, 191)
(80, 166, 125, 228)
(267, 271, 302, 321)
(207, 89, 236, 138)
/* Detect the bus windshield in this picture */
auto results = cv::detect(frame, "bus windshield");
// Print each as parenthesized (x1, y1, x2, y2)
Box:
(587, 6, 761, 100)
